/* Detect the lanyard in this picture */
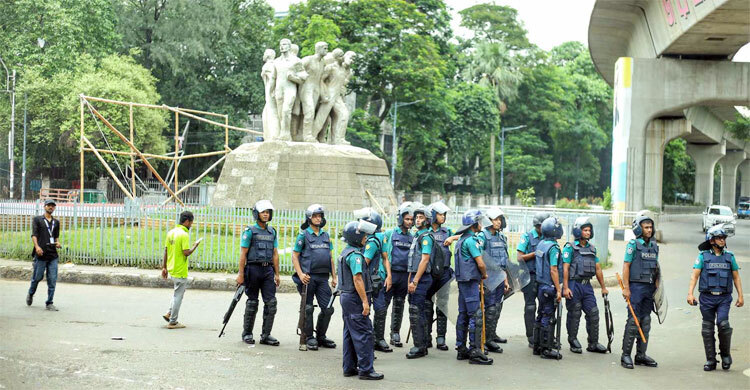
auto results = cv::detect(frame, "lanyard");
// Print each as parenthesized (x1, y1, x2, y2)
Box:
(44, 218, 55, 244)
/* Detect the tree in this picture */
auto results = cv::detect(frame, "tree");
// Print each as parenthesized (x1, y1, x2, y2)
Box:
(663, 138, 695, 204)
(725, 113, 750, 144)
(458, 3, 530, 50)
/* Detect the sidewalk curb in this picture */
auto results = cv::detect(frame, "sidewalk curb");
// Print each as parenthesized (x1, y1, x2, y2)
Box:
(0, 264, 300, 293)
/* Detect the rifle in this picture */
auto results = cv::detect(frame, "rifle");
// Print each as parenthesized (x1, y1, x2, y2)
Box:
(327, 287, 341, 310)
(603, 294, 614, 353)
(616, 273, 647, 343)
(554, 298, 563, 359)
(219, 285, 246, 338)
(297, 283, 308, 351)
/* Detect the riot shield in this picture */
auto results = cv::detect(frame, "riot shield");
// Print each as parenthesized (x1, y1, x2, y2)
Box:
(432, 275, 460, 326)
(653, 265, 668, 324)
(482, 251, 507, 293)
(503, 259, 531, 299)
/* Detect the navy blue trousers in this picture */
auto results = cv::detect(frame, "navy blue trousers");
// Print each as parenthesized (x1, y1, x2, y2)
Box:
(293, 273, 332, 307)
(341, 292, 375, 375)
(456, 280, 481, 347)
(628, 282, 655, 320)
(699, 292, 732, 324)
(244, 264, 276, 302)
(536, 284, 557, 327)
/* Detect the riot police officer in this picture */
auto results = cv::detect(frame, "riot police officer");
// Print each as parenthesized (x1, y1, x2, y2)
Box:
(292, 204, 337, 351)
(405, 202, 449, 359)
(480, 208, 510, 353)
(533, 216, 563, 360)
(354, 207, 392, 353)
(384, 202, 415, 347)
(620, 215, 659, 369)
(687, 225, 744, 371)
(425, 201, 454, 351)
(561, 217, 608, 354)
(517, 211, 551, 347)
(338, 220, 384, 380)
(453, 209, 493, 365)
(236, 200, 281, 346)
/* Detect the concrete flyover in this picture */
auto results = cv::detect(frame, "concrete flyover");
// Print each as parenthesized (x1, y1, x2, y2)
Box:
(589, 0, 750, 211)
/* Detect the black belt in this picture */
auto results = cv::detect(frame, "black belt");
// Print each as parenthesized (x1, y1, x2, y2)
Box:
(571, 278, 591, 284)
(248, 262, 272, 267)
(702, 291, 728, 296)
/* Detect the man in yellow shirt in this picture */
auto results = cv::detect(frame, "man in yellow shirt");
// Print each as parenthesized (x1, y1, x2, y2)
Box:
(161, 211, 201, 329)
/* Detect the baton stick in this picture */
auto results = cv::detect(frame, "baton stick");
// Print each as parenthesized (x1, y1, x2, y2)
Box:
(480, 280, 486, 353)
(616, 273, 647, 343)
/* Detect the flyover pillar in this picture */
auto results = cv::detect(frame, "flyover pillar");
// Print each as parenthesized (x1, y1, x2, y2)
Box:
(740, 160, 750, 198)
(644, 118, 691, 210)
(686, 142, 725, 207)
(718, 151, 747, 208)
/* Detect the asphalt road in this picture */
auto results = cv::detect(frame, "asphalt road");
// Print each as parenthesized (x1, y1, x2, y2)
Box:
(0, 215, 748, 389)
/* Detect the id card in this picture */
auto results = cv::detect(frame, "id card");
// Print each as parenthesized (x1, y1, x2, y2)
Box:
(50, 236, 55, 244)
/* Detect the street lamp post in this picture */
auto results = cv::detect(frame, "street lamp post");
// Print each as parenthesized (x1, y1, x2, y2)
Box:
(1, 57, 15, 199)
(498, 125, 526, 204)
(390, 99, 422, 188)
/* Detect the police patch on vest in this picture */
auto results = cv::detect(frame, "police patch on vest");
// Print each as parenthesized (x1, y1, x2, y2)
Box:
(707, 262, 730, 269)
(641, 252, 657, 259)
(256, 235, 273, 241)
(310, 244, 329, 249)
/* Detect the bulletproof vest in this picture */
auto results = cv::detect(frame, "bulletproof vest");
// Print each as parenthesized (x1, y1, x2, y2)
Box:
(407, 231, 433, 274)
(698, 250, 733, 294)
(390, 228, 413, 272)
(628, 240, 659, 284)
(432, 227, 453, 269)
(525, 230, 542, 274)
(246, 225, 275, 263)
(535, 239, 560, 286)
(483, 228, 508, 269)
(366, 234, 383, 283)
(300, 230, 332, 274)
(569, 242, 597, 280)
(454, 234, 481, 282)
(338, 246, 371, 294)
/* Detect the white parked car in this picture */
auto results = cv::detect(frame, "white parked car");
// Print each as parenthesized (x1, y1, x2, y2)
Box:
(702, 205, 736, 234)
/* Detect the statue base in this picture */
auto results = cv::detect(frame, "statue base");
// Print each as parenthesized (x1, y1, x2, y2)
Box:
(211, 141, 396, 212)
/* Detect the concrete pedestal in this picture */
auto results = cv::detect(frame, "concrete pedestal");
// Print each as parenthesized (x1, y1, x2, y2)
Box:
(211, 141, 396, 212)
(719, 151, 747, 208)
(686, 141, 725, 207)
(740, 160, 750, 198)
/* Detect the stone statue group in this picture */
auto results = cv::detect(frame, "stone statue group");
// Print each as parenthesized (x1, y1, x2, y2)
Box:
(261, 39, 356, 144)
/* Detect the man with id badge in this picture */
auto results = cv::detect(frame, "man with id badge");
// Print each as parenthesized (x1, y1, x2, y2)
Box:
(27, 200, 62, 311)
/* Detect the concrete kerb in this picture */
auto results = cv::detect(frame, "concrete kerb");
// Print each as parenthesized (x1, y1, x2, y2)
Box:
(0, 259, 299, 293)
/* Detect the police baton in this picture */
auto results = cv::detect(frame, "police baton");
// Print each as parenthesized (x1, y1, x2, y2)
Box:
(479, 280, 486, 354)
(616, 273, 647, 343)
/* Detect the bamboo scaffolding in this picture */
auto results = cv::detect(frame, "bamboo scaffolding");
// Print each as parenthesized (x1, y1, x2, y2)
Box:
(82, 136, 134, 200)
(129, 104, 136, 195)
(84, 100, 185, 206)
(81, 148, 174, 160)
(161, 155, 227, 206)
(79, 99, 85, 204)
(174, 111, 179, 196)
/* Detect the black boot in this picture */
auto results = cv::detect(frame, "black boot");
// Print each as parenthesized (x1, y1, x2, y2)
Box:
(585, 308, 607, 353)
(406, 305, 427, 359)
(567, 302, 582, 353)
(423, 302, 434, 349)
(242, 299, 258, 344)
(634, 316, 657, 367)
(484, 304, 502, 353)
(374, 309, 393, 352)
(435, 308, 448, 351)
(532, 323, 542, 356)
(540, 325, 562, 360)
(702, 320, 717, 371)
(316, 307, 336, 349)
(456, 345, 470, 360)
(493, 302, 507, 343)
(470, 310, 493, 364)
(525, 303, 536, 347)
(469, 347, 494, 365)
(620, 318, 637, 369)
(718, 320, 733, 370)
(390, 297, 405, 347)
(304, 304, 318, 351)
(259, 298, 279, 346)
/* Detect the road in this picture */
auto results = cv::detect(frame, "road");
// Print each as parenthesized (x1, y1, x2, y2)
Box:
(0, 215, 748, 389)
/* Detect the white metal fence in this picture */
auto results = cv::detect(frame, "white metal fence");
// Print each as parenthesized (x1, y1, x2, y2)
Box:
(0, 200, 627, 272)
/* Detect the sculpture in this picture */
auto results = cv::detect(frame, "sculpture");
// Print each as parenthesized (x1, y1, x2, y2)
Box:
(261, 40, 354, 144)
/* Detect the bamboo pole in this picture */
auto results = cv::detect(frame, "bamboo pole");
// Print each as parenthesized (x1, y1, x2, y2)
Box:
(161, 154, 227, 205)
(81, 148, 174, 160)
(176, 150, 230, 160)
(164, 105, 262, 135)
(365, 189, 387, 216)
(80, 98, 85, 204)
(224, 115, 229, 149)
(129, 104, 136, 195)
(81, 95, 164, 110)
(82, 136, 134, 200)
(174, 111, 179, 196)
(84, 101, 184, 206)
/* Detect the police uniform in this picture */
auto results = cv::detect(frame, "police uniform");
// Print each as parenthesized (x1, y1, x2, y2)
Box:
(454, 231, 492, 364)
(338, 244, 377, 377)
(405, 227, 442, 359)
(534, 238, 562, 359)
(480, 227, 509, 352)
(384, 226, 413, 347)
(694, 248, 739, 370)
(293, 226, 335, 349)
(621, 237, 659, 367)
(364, 231, 392, 352)
(425, 225, 454, 350)
(562, 240, 606, 353)
(518, 228, 542, 345)
(241, 223, 279, 344)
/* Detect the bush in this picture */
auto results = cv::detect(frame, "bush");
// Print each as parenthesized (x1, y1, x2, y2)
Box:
(555, 197, 590, 209)
(602, 187, 612, 210)
(516, 187, 536, 207)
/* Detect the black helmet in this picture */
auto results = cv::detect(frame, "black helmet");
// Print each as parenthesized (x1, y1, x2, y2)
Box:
(343, 220, 377, 247)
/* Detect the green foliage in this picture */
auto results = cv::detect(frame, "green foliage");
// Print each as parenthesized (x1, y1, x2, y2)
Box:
(300, 15, 341, 56)
(602, 187, 612, 210)
(347, 109, 385, 160)
(555, 197, 590, 210)
(516, 187, 535, 207)
(458, 4, 530, 50)
(725, 113, 750, 143)
(663, 138, 695, 204)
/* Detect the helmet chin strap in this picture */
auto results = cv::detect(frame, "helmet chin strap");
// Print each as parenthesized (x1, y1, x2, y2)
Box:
(711, 241, 725, 250)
